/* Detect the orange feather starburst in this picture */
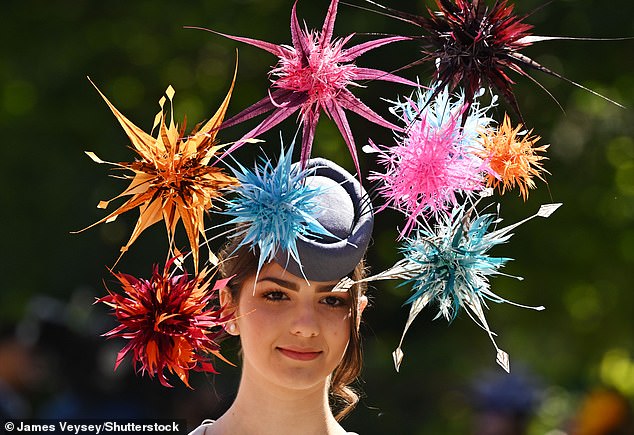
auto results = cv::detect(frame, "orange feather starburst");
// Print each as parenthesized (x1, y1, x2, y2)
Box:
(76, 65, 239, 271)
(98, 257, 233, 388)
(480, 114, 549, 200)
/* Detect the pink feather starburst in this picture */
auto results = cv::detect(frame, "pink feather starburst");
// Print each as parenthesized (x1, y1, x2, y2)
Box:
(367, 86, 491, 237)
(189, 0, 415, 177)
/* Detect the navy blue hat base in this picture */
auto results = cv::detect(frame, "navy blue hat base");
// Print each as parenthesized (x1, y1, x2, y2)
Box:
(274, 158, 373, 282)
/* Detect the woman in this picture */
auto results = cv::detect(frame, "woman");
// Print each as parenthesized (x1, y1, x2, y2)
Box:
(189, 157, 374, 435)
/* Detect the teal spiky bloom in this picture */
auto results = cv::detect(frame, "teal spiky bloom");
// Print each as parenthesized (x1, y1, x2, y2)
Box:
(390, 201, 561, 372)
(402, 204, 512, 322)
(324, 197, 560, 371)
(224, 143, 337, 279)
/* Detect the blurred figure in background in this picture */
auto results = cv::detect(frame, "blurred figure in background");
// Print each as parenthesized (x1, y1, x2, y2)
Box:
(22, 293, 154, 419)
(469, 368, 542, 435)
(1, 292, 155, 420)
(0, 325, 42, 418)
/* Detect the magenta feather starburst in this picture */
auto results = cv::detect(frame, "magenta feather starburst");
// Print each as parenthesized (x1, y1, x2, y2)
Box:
(189, 0, 416, 177)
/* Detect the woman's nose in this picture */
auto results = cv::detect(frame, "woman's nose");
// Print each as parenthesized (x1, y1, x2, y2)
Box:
(290, 303, 320, 338)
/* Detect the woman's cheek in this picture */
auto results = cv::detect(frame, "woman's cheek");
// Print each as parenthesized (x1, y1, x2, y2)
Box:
(323, 311, 351, 337)
(320, 306, 352, 324)
(242, 303, 286, 332)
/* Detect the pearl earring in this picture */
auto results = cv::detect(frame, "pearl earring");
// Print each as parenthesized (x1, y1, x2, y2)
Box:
(227, 323, 237, 334)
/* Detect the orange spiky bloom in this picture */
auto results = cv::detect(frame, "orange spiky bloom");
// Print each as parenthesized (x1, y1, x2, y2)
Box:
(76, 66, 238, 271)
(480, 114, 549, 199)
(98, 257, 233, 388)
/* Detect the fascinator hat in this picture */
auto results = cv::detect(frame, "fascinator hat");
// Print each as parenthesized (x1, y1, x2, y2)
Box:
(274, 158, 374, 282)
(222, 145, 374, 284)
(81, 0, 628, 387)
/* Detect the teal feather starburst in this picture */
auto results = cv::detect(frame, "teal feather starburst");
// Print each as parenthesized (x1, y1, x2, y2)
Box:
(332, 200, 561, 372)
(392, 201, 561, 372)
(402, 204, 513, 322)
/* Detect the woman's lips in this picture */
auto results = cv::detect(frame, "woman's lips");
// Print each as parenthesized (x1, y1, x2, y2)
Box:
(277, 347, 322, 361)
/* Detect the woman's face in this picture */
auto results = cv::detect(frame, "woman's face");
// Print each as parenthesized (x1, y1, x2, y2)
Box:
(228, 261, 360, 393)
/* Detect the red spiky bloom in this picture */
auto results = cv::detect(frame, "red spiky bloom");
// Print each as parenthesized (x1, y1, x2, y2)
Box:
(362, 0, 623, 122)
(417, 0, 534, 119)
(98, 257, 232, 388)
(189, 0, 416, 177)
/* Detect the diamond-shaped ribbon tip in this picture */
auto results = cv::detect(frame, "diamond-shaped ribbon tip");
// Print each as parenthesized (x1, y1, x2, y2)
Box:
(496, 349, 510, 373)
(159, 96, 166, 108)
(85, 151, 105, 164)
(98, 201, 109, 209)
(153, 111, 162, 130)
(166, 85, 175, 100)
(208, 251, 219, 267)
(362, 144, 379, 154)
(537, 203, 562, 218)
(392, 347, 404, 372)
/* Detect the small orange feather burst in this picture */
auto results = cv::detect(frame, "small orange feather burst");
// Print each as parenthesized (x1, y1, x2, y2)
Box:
(98, 257, 233, 388)
(480, 114, 549, 200)
(76, 66, 238, 271)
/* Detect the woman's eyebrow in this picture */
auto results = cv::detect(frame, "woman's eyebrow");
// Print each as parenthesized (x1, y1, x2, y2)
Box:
(256, 277, 299, 291)
(315, 283, 337, 293)
(256, 277, 338, 293)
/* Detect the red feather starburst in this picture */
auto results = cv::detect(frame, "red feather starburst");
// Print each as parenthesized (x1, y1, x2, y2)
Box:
(188, 0, 416, 177)
(98, 257, 233, 388)
(359, 0, 624, 122)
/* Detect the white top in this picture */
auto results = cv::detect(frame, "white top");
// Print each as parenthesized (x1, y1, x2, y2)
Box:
(188, 420, 359, 435)
(188, 420, 213, 435)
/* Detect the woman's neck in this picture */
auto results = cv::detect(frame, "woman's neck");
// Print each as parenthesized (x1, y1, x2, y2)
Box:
(210, 367, 347, 435)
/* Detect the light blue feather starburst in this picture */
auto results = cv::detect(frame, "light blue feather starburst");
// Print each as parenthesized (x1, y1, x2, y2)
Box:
(223, 142, 337, 280)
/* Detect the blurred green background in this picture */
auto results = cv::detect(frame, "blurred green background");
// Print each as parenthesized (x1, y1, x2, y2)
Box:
(1, 0, 633, 433)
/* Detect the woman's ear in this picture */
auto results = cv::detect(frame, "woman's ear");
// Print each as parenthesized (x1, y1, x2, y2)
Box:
(355, 295, 368, 330)
(219, 286, 234, 310)
(220, 287, 240, 336)
(358, 295, 368, 314)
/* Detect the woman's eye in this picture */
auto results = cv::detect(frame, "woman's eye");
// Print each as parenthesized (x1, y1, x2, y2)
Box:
(263, 290, 288, 301)
(321, 295, 347, 307)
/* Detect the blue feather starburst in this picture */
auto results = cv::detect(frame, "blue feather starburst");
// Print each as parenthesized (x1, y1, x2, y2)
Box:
(224, 142, 337, 280)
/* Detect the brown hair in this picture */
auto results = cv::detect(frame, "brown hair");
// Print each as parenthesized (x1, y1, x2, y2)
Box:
(218, 236, 368, 421)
